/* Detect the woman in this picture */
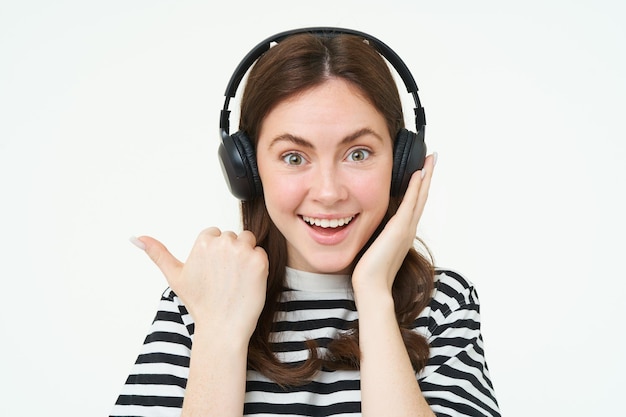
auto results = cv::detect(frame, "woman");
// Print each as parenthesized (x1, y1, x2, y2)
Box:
(112, 28, 500, 417)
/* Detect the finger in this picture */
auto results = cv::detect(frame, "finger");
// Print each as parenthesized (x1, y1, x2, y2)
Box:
(220, 230, 238, 240)
(195, 227, 223, 247)
(203, 226, 222, 237)
(415, 153, 437, 208)
(410, 153, 437, 224)
(394, 159, 428, 219)
(395, 153, 436, 229)
(421, 152, 437, 185)
(136, 235, 183, 283)
(238, 230, 258, 247)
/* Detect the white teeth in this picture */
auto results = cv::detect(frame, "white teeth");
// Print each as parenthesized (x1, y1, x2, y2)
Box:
(302, 215, 354, 228)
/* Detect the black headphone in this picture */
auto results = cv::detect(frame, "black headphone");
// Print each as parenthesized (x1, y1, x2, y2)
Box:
(218, 27, 427, 201)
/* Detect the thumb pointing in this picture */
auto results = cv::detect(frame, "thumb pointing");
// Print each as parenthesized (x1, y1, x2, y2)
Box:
(130, 235, 183, 284)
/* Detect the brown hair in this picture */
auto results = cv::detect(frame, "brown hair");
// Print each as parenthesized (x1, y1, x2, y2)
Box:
(239, 33, 434, 386)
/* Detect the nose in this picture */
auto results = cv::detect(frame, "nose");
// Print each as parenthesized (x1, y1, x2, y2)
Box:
(309, 163, 348, 205)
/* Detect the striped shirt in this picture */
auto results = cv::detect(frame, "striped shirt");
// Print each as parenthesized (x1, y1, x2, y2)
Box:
(111, 268, 500, 416)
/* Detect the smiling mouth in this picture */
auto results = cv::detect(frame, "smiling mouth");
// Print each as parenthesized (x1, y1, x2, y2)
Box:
(301, 215, 355, 229)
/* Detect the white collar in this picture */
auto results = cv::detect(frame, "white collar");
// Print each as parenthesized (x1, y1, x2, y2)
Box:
(284, 267, 352, 293)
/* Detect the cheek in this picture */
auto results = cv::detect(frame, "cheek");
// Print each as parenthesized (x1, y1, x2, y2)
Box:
(340, 174, 391, 252)
(262, 173, 306, 214)
(349, 164, 391, 197)
(352, 170, 392, 212)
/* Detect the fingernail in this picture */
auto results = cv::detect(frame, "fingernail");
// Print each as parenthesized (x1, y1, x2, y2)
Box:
(129, 236, 146, 251)
(433, 152, 439, 167)
(421, 169, 426, 179)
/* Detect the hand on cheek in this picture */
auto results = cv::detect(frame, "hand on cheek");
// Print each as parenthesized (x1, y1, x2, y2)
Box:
(131, 228, 269, 343)
(351, 153, 437, 303)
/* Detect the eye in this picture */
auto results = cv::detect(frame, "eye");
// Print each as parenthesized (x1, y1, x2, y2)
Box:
(282, 152, 305, 166)
(347, 149, 371, 162)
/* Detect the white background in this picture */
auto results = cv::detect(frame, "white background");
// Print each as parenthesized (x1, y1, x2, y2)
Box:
(1, 1, 625, 415)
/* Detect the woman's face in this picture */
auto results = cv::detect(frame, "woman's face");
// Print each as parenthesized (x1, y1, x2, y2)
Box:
(256, 78, 394, 274)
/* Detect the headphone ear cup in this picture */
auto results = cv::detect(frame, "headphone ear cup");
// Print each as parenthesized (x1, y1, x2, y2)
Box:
(218, 131, 263, 200)
(391, 127, 427, 197)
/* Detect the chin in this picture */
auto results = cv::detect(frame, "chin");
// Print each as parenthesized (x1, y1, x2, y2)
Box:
(286, 240, 365, 275)
(316, 265, 353, 275)
(301, 255, 355, 275)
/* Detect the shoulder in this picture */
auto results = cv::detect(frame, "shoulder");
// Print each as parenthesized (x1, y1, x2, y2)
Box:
(431, 268, 481, 315)
(159, 287, 190, 317)
(417, 270, 501, 416)
(413, 269, 482, 340)
(152, 287, 195, 339)
(110, 288, 192, 414)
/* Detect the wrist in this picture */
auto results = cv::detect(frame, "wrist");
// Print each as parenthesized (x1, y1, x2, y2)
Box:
(192, 321, 250, 354)
(353, 287, 395, 318)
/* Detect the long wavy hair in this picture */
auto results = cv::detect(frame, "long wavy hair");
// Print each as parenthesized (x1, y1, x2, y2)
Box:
(238, 33, 435, 386)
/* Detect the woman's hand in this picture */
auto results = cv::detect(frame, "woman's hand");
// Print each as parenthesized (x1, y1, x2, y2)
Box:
(133, 228, 269, 343)
(352, 153, 436, 302)
(354, 154, 437, 417)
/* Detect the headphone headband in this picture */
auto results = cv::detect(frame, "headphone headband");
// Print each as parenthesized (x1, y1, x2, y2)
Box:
(218, 27, 427, 201)
(219, 27, 426, 138)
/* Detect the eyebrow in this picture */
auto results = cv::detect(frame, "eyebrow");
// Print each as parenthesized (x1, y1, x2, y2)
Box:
(268, 128, 384, 150)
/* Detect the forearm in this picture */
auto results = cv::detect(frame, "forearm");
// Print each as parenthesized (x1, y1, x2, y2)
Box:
(357, 293, 434, 417)
(182, 325, 248, 417)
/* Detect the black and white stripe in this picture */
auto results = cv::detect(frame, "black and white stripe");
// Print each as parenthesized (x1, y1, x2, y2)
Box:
(418, 270, 500, 416)
(111, 269, 500, 416)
